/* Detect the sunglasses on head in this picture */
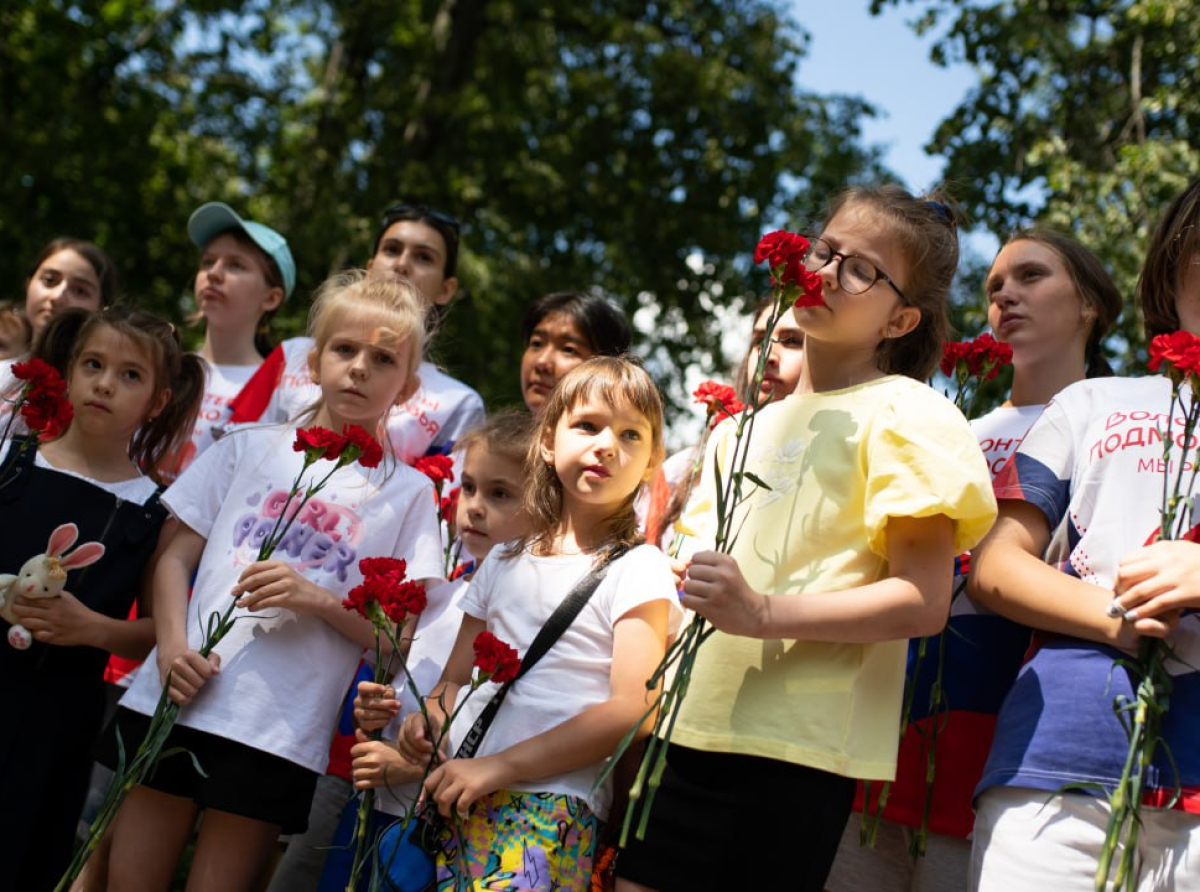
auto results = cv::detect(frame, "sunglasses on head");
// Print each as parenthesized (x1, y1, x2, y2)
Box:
(381, 202, 461, 239)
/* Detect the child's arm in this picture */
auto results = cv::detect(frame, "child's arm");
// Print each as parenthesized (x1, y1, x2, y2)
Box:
(229, 559, 401, 651)
(152, 523, 218, 705)
(421, 600, 671, 818)
(681, 515, 958, 642)
(971, 501, 1178, 647)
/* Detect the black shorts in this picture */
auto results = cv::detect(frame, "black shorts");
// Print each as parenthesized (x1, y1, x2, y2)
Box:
(615, 744, 855, 892)
(98, 707, 319, 834)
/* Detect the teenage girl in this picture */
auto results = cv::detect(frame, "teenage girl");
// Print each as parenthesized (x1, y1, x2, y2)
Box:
(968, 186, 1200, 889)
(102, 272, 445, 892)
(0, 306, 204, 891)
(828, 231, 1121, 892)
(161, 202, 295, 479)
(399, 357, 682, 890)
(519, 291, 632, 415)
(335, 410, 536, 890)
(234, 202, 484, 463)
(615, 186, 999, 892)
(1, 238, 117, 395)
(21, 238, 117, 339)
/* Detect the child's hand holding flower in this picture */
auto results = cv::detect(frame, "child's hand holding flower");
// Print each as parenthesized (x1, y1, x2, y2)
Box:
(231, 560, 330, 614)
(353, 680, 401, 733)
(350, 729, 425, 791)
(680, 550, 769, 638)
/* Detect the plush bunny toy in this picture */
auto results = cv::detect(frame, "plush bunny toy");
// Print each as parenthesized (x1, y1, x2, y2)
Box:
(0, 523, 106, 649)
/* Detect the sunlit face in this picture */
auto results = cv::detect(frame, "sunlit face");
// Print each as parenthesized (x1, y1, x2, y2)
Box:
(367, 220, 457, 308)
(745, 306, 805, 403)
(541, 396, 655, 516)
(309, 314, 416, 432)
(456, 445, 528, 562)
(796, 205, 916, 352)
(985, 240, 1093, 365)
(521, 312, 595, 414)
(25, 249, 103, 334)
(69, 327, 167, 442)
(195, 234, 282, 337)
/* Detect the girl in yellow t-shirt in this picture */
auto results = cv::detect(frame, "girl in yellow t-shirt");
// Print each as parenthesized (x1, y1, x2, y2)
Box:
(616, 186, 998, 892)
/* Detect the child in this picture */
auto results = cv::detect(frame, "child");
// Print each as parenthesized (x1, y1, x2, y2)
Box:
(102, 272, 445, 892)
(828, 231, 1121, 892)
(968, 185, 1200, 889)
(0, 306, 205, 891)
(333, 410, 536, 890)
(615, 186, 998, 892)
(162, 201, 296, 478)
(519, 291, 632, 415)
(232, 202, 484, 462)
(400, 357, 682, 890)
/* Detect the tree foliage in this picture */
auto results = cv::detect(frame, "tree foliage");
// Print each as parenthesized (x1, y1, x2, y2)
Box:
(873, 0, 1200, 365)
(2, 1, 885, 409)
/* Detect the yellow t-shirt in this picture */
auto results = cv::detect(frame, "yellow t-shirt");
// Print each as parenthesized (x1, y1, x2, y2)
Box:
(671, 375, 997, 780)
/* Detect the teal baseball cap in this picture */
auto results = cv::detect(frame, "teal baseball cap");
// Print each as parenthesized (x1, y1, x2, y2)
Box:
(187, 202, 296, 298)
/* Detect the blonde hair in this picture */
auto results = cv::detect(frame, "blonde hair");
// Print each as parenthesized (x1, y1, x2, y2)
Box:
(509, 356, 665, 558)
(300, 271, 427, 446)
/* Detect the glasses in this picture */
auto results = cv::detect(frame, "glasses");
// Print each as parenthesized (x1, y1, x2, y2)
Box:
(381, 202, 461, 240)
(803, 238, 905, 300)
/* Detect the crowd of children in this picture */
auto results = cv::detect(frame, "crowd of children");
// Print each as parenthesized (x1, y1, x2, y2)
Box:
(3, 178, 1200, 892)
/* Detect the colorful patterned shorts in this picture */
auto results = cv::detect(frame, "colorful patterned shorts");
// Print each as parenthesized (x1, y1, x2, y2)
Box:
(435, 789, 601, 891)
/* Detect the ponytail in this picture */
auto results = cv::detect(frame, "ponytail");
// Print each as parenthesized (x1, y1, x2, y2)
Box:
(137, 352, 206, 482)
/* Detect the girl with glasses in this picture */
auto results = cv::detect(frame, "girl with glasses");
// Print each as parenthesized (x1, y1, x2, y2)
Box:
(615, 186, 997, 892)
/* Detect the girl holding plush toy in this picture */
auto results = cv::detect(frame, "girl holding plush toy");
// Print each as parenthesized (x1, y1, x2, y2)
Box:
(0, 306, 205, 891)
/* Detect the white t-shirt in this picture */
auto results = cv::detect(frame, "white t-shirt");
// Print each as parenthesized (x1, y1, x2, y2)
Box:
(448, 545, 683, 819)
(375, 575, 472, 817)
(255, 338, 486, 461)
(162, 361, 258, 481)
(120, 424, 445, 773)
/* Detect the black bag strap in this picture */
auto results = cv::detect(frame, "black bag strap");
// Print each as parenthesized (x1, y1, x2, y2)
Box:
(453, 545, 629, 759)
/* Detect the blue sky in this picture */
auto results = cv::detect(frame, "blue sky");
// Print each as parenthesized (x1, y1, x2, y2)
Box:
(798, 3, 970, 192)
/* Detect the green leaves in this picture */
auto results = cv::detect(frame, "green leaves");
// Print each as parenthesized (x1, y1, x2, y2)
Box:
(4, 1, 880, 412)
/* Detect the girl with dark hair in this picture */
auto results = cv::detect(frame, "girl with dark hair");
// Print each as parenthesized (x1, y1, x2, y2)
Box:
(22, 237, 118, 336)
(519, 291, 632, 414)
(967, 183, 1200, 890)
(0, 305, 205, 891)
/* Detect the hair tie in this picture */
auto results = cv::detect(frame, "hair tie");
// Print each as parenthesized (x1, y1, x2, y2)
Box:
(925, 200, 954, 227)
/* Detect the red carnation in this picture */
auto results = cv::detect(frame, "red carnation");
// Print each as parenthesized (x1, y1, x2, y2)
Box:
(693, 381, 739, 415)
(965, 333, 1013, 380)
(12, 358, 62, 389)
(472, 631, 521, 685)
(754, 230, 810, 269)
(294, 426, 346, 461)
(342, 425, 383, 468)
(359, 556, 407, 583)
(379, 579, 427, 624)
(1149, 331, 1200, 378)
(414, 454, 455, 488)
